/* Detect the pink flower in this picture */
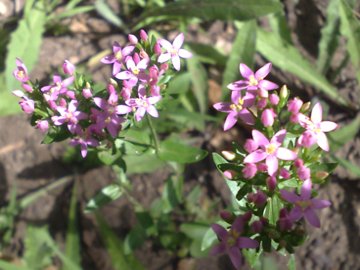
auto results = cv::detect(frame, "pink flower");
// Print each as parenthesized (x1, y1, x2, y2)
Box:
(13, 58, 29, 82)
(62, 60, 75, 75)
(115, 57, 149, 87)
(297, 165, 311, 181)
(158, 33, 192, 71)
(211, 216, 259, 270)
(101, 42, 135, 75)
(280, 179, 331, 228)
(122, 85, 162, 121)
(52, 100, 87, 134)
(298, 103, 337, 151)
(128, 34, 138, 45)
(213, 91, 255, 130)
(35, 120, 49, 133)
(244, 139, 258, 153)
(242, 163, 257, 179)
(41, 75, 74, 102)
(70, 129, 99, 158)
(261, 108, 276, 127)
(244, 130, 297, 176)
(227, 63, 278, 92)
(12, 90, 34, 114)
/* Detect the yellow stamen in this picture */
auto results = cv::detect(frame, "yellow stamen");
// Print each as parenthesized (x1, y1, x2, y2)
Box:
(266, 144, 276, 154)
(248, 75, 258, 86)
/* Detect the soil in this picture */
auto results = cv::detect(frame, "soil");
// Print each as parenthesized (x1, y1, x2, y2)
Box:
(1, 0, 360, 269)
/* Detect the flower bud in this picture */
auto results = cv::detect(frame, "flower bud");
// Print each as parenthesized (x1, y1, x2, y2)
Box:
(258, 88, 268, 98)
(280, 168, 291, 179)
(257, 163, 267, 172)
(140, 29, 148, 41)
(244, 139, 258, 153)
(221, 150, 236, 161)
(66, 90, 76, 99)
(109, 78, 118, 86)
(261, 108, 276, 127)
(160, 63, 169, 71)
(154, 42, 162, 55)
(139, 49, 149, 59)
(251, 220, 264, 233)
(315, 171, 329, 180)
(257, 98, 267, 109)
(298, 131, 316, 148)
(242, 163, 257, 179)
(297, 165, 311, 181)
(279, 85, 289, 100)
(266, 176, 277, 192)
(19, 98, 34, 114)
(36, 120, 49, 133)
(220, 210, 235, 223)
(120, 87, 131, 100)
(128, 34, 138, 45)
(294, 159, 304, 168)
(62, 60, 75, 75)
(82, 87, 93, 99)
(223, 170, 236, 179)
(150, 85, 160, 97)
(242, 211, 252, 222)
(133, 52, 140, 64)
(59, 98, 67, 107)
(269, 93, 279, 105)
(22, 83, 33, 93)
(301, 102, 311, 112)
(288, 97, 303, 114)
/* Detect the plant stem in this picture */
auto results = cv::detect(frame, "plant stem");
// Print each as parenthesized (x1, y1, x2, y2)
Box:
(146, 114, 160, 153)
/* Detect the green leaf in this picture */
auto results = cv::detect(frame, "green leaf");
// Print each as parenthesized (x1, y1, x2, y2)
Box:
(159, 138, 207, 163)
(95, 0, 129, 31)
(268, 12, 292, 44)
(329, 113, 360, 151)
(123, 150, 166, 174)
(5, 1, 46, 91)
(200, 226, 217, 251)
(222, 20, 256, 99)
(85, 184, 124, 213)
(124, 225, 146, 254)
(96, 214, 145, 270)
(287, 254, 296, 270)
(256, 29, 348, 106)
(317, 0, 340, 74)
(339, 0, 360, 84)
(331, 155, 360, 177)
(180, 222, 209, 241)
(212, 152, 228, 171)
(242, 249, 262, 269)
(166, 72, 191, 95)
(264, 194, 281, 225)
(187, 43, 227, 66)
(64, 182, 81, 268)
(0, 91, 21, 116)
(187, 52, 208, 114)
(0, 261, 27, 270)
(138, 0, 282, 22)
(161, 177, 182, 213)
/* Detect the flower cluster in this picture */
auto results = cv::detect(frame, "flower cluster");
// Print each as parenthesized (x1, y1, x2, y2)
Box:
(12, 31, 192, 157)
(212, 63, 337, 269)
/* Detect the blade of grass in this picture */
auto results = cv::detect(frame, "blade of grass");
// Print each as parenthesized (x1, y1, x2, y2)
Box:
(329, 113, 360, 151)
(331, 154, 360, 177)
(95, 0, 129, 32)
(317, 0, 340, 74)
(339, 0, 360, 85)
(268, 12, 292, 44)
(256, 29, 348, 106)
(221, 20, 256, 99)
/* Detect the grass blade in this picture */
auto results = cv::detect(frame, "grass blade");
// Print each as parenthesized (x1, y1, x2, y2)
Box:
(329, 113, 360, 151)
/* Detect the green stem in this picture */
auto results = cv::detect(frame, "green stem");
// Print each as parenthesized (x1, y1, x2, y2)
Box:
(146, 114, 160, 153)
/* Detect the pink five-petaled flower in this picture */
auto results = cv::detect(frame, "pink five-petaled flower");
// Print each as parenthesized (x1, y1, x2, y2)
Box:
(158, 33, 192, 71)
(70, 129, 99, 158)
(122, 85, 161, 122)
(298, 102, 337, 151)
(101, 42, 135, 75)
(13, 58, 29, 82)
(115, 57, 148, 87)
(12, 90, 34, 114)
(227, 63, 278, 95)
(41, 75, 74, 102)
(280, 179, 331, 228)
(213, 91, 255, 131)
(211, 216, 259, 270)
(244, 129, 297, 176)
(52, 100, 87, 134)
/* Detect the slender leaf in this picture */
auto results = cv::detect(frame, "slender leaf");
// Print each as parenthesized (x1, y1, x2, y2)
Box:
(138, 0, 282, 22)
(222, 20, 256, 98)
(159, 137, 207, 163)
(187, 43, 227, 66)
(85, 184, 124, 213)
(256, 29, 348, 105)
(96, 214, 145, 270)
(64, 182, 81, 268)
(339, 0, 360, 84)
(264, 194, 281, 225)
(50, 6, 95, 21)
(166, 72, 191, 95)
(331, 155, 360, 177)
(0, 261, 27, 270)
(95, 0, 129, 31)
(123, 151, 166, 174)
(288, 254, 296, 270)
(329, 113, 360, 151)
(317, 0, 340, 74)
(187, 52, 208, 113)
(268, 12, 292, 44)
(5, 1, 46, 91)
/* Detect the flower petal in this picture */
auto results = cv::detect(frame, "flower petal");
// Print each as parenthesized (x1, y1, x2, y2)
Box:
(244, 149, 267, 163)
(223, 112, 238, 131)
(258, 80, 278, 91)
(320, 121, 337, 132)
(289, 206, 303, 222)
(266, 155, 278, 176)
(171, 55, 181, 71)
(116, 105, 132, 114)
(228, 247, 243, 270)
(304, 208, 320, 228)
(311, 103, 323, 124)
(301, 179, 312, 200)
(227, 80, 248, 91)
(237, 237, 259, 249)
(255, 63, 272, 80)
(311, 198, 331, 209)
(213, 102, 232, 112)
(280, 190, 300, 204)
(115, 71, 132, 80)
(239, 63, 254, 79)
(271, 129, 286, 146)
(316, 131, 329, 151)
(211, 224, 227, 241)
(173, 33, 184, 49)
(276, 147, 297, 160)
(178, 49, 192, 58)
(231, 217, 244, 234)
(210, 243, 226, 256)
(238, 109, 255, 125)
(252, 130, 269, 146)
(159, 39, 173, 51)
(147, 105, 159, 118)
